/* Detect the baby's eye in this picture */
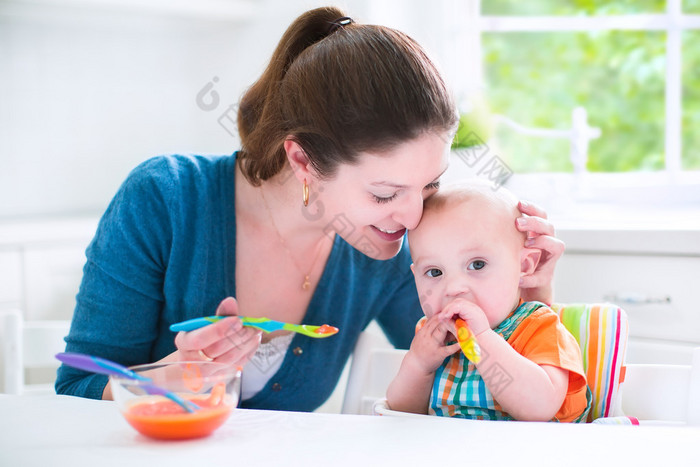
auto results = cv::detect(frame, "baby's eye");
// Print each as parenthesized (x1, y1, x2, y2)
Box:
(468, 260, 486, 270)
(425, 268, 443, 278)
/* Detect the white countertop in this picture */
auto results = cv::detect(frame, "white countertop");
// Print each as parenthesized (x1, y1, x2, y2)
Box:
(552, 202, 700, 255)
(1, 394, 699, 467)
(557, 227, 700, 255)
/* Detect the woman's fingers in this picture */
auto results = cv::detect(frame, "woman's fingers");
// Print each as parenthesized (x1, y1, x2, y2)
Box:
(520, 235, 565, 288)
(516, 212, 555, 239)
(516, 200, 565, 296)
(174, 316, 240, 350)
(518, 200, 548, 220)
(215, 296, 239, 316)
(175, 321, 261, 363)
(174, 297, 261, 363)
(525, 233, 565, 262)
(216, 330, 262, 366)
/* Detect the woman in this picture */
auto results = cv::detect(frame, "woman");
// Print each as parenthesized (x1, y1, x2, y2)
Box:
(56, 7, 563, 411)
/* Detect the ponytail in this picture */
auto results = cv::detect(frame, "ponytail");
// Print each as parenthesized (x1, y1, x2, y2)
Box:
(237, 7, 343, 184)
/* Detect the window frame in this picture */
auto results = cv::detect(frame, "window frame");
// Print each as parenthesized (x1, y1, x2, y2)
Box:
(472, 0, 700, 208)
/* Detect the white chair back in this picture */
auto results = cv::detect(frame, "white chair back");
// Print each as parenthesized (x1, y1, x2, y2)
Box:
(341, 330, 404, 415)
(621, 348, 700, 425)
(2, 309, 70, 395)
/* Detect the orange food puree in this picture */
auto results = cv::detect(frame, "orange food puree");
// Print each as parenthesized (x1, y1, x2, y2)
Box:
(123, 395, 233, 440)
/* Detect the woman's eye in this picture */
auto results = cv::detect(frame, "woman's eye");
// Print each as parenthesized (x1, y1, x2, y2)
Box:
(372, 193, 398, 204)
(425, 181, 440, 190)
(468, 260, 486, 270)
(425, 268, 443, 278)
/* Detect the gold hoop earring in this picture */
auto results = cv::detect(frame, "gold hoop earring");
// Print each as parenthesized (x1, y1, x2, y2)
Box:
(302, 179, 309, 207)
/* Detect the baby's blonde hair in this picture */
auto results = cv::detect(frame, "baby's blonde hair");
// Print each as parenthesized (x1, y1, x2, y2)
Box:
(421, 179, 525, 241)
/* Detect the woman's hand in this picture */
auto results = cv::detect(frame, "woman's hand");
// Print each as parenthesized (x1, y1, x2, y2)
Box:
(173, 297, 262, 367)
(516, 200, 565, 305)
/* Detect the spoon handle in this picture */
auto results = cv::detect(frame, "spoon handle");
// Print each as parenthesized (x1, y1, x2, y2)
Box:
(455, 319, 482, 364)
(169, 316, 339, 338)
(55, 352, 198, 413)
(55, 352, 149, 381)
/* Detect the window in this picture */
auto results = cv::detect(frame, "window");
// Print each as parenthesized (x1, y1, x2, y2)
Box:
(462, 0, 700, 204)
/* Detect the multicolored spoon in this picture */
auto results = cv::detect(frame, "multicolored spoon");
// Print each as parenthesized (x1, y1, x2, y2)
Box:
(55, 352, 199, 413)
(169, 316, 339, 338)
(455, 319, 482, 364)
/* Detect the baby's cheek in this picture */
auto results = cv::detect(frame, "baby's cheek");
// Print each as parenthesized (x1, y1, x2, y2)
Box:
(419, 298, 438, 318)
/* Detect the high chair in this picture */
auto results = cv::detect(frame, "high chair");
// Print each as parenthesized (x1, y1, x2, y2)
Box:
(1, 309, 71, 395)
(347, 303, 699, 425)
(350, 303, 630, 420)
(620, 347, 700, 425)
(341, 329, 399, 415)
(552, 305, 700, 425)
(551, 303, 629, 422)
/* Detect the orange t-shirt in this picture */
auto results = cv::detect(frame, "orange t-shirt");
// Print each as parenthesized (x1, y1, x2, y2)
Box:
(504, 306, 589, 422)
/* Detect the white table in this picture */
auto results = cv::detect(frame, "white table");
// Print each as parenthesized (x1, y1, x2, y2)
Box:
(1, 395, 699, 467)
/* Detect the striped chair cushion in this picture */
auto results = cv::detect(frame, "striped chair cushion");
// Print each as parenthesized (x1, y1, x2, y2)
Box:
(552, 303, 629, 422)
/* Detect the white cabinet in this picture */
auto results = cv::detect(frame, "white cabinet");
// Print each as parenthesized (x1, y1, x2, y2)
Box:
(554, 228, 700, 365)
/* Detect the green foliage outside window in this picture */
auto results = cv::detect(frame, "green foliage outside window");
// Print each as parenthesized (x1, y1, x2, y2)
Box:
(482, 0, 665, 16)
(683, 30, 700, 170)
(684, 0, 700, 14)
(477, 0, 699, 173)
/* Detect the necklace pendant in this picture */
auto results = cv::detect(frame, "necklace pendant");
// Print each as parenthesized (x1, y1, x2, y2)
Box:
(302, 276, 311, 290)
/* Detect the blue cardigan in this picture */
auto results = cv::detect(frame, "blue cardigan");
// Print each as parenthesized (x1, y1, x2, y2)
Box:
(55, 153, 423, 411)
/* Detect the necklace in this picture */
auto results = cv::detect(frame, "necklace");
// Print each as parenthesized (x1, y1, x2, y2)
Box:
(259, 186, 325, 291)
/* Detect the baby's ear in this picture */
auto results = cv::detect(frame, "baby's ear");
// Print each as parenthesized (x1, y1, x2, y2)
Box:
(520, 248, 541, 277)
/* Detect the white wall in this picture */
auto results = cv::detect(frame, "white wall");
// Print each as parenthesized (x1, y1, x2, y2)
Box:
(0, 1, 261, 218)
(0, 0, 474, 220)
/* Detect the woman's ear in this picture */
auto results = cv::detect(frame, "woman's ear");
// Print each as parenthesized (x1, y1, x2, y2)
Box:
(284, 139, 313, 183)
(520, 247, 542, 278)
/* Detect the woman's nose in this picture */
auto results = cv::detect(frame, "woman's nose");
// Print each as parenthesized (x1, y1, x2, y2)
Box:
(393, 192, 424, 230)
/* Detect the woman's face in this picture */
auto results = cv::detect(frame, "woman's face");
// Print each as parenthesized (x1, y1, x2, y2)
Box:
(313, 132, 451, 260)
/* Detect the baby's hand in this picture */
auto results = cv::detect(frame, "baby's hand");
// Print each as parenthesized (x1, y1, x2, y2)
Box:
(405, 314, 460, 374)
(438, 299, 490, 338)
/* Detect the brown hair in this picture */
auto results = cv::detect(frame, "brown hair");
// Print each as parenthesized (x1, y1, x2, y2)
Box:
(237, 6, 457, 185)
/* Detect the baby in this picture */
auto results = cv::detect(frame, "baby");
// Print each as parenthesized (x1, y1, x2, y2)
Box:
(386, 182, 591, 422)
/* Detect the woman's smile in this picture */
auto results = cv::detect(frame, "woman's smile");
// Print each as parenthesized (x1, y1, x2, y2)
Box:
(371, 225, 407, 242)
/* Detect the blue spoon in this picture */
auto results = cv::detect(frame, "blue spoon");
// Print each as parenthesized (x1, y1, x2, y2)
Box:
(55, 352, 199, 413)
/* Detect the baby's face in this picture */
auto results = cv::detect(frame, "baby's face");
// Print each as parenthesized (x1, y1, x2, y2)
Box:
(409, 197, 525, 328)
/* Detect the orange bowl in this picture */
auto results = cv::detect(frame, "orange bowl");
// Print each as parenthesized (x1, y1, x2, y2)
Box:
(110, 361, 241, 440)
